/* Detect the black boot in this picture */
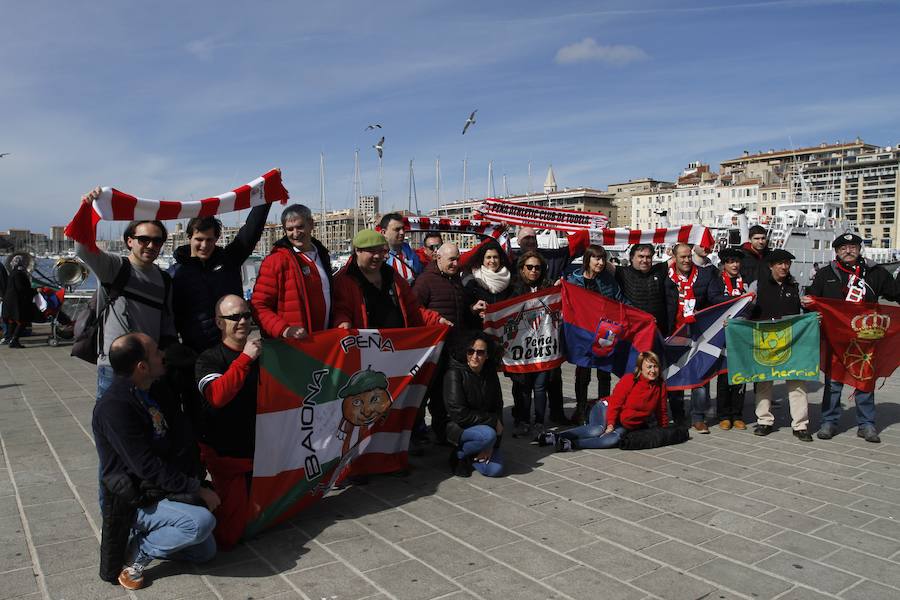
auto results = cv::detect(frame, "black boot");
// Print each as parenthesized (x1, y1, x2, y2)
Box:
(7, 323, 25, 348)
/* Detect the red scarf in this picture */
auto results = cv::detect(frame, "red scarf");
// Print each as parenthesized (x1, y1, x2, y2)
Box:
(668, 264, 698, 325)
(834, 261, 867, 303)
(722, 271, 745, 297)
(293, 249, 329, 331)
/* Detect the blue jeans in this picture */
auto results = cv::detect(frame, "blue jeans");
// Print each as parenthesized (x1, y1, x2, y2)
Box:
(133, 499, 217, 562)
(457, 425, 504, 477)
(97, 365, 115, 401)
(821, 378, 876, 428)
(690, 384, 709, 423)
(560, 401, 626, 449)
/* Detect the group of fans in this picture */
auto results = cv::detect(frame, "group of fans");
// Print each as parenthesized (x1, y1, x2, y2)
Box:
(68, 184, 898, 590)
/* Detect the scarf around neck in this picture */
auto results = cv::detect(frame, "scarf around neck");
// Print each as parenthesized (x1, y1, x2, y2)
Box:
(722, 270, 745, 296)
(473, 266, 511, 294)
(834, 260, 868, 303)
(668, 264, 698, 324)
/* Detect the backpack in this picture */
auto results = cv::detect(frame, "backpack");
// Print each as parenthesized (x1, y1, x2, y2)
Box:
(70, 260, 173, 364)
(71, 260, 132, 364)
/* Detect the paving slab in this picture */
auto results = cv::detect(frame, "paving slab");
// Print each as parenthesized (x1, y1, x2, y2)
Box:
(3, 334, 900, 599)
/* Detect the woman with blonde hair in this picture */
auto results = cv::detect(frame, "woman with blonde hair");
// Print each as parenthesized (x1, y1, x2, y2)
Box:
(539, 351, 668, 451)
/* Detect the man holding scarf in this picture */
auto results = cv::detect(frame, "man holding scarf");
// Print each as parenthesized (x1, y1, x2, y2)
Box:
(709, 248, 750, 429)
(665, 243, 716, 431)
(802, 233, 897, 443)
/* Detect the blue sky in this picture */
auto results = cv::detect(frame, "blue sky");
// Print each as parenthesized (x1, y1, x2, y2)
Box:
(3, 0, 900, 234)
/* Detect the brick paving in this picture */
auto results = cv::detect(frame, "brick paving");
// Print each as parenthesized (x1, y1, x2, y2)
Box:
(2, 326, 900, 599)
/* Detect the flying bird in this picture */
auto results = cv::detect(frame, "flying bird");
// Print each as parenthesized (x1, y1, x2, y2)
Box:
(0, 153, 10, 158)
(364, 124, 382, 131)
(373, 137, 384, 159)
(462, 110, 477, 135)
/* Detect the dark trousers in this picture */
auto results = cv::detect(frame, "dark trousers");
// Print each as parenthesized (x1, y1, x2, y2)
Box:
(575, 367, 611, 408)
(716, 374, 746, 421)
(425, 349, 450, 442)
(547, 367, 565, 419)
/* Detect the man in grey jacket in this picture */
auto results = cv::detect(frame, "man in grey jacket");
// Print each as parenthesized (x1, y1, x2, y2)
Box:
(77, 187, 177, 400)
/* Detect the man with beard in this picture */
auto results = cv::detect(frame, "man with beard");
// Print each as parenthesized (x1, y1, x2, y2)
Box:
(802, 233, 897, 443)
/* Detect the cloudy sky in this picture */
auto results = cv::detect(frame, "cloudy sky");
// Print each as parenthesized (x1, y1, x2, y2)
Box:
(3, 0, 899, 233)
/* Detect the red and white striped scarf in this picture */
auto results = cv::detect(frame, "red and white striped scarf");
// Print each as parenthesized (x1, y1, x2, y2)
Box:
(668, 264, 699, 325)
(403, 216, 509, 248)
(566, 225, 714, 257)
(65, 169, 289, 252)
(476, 198, 609, 231)
(723, 272, 745, 296)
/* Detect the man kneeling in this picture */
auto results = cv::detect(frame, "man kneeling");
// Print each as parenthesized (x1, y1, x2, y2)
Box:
(94, 333, 220, 590)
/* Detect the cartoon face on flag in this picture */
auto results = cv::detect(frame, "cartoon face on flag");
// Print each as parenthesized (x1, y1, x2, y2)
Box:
(245, 326, 447, 538)
(484, 288, 564, 373)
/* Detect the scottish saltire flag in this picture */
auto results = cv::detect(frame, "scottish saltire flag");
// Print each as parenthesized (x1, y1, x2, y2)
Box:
(245, 326, 447, 537)
(560, 281, 661, 376)
(483, 288, 564, 373)
(664, 294, 754, 391)
(724, 312, 819, 385)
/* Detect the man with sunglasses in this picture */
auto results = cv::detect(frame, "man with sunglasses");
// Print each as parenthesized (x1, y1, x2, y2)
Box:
(194, 294, 261, 549)
(77, 187, 177, 400)
(416, 233, 443, 268)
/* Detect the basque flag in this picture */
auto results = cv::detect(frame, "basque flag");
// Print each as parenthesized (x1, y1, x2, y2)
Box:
(663, 294, 754, 391)
(561, 281, 661, 376)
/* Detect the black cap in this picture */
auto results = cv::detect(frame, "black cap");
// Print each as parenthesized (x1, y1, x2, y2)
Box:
(766, 249, 795, 263)
(832, 233, 863, 249)
(719, 248, 743, 262)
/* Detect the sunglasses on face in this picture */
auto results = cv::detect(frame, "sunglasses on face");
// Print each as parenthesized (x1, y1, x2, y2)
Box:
(466, 348, 487, 357)
(523, 264, 542, 271)
(220, 311, 253, 322)
(427, 243, 441, 251)
(133, 235, 164, 247)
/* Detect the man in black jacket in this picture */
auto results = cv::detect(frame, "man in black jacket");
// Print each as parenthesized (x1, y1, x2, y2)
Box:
(93, 333, 220, 590)
(802, 233, 897, 443)
(171, 202, 270, 353)
(739, 225, 771, 284)
(750, 250, 812, 442)
(614, 244, 671, 335)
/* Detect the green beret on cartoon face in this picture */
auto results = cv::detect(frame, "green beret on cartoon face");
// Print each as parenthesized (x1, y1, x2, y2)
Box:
(338, 368, 393, 426)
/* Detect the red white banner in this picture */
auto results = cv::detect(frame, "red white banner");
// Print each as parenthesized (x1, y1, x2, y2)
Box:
(403, 216, 509, 247)
(483, 288, 564, 373)
(476, 198, 609, 231)
(567, 225, 715, 256)
(65, 169, 289, 252)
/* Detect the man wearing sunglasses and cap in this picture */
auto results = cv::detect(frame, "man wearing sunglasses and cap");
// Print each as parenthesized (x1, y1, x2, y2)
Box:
(77, 188, 177, 400)
(193, 294, 261, 549)
(802, 232, 897, 443)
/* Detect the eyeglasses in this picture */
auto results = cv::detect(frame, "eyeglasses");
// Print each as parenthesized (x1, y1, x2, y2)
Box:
(523, 264, 542, 271)
(133, 235, 165, 247)
(466, 348, 487, 357)
(359, 246, 387, 254)
(220, 311, 253, 322)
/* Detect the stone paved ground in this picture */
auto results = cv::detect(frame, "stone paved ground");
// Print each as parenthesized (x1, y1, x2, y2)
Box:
(3, 326, 900, 600)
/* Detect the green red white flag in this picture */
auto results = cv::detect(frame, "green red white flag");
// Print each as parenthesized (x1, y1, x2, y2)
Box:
(245, 326, 447, 537)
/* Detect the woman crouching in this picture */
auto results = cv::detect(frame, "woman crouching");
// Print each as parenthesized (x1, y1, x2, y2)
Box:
(443, 332, 504, 477)
(541, 351, 668, 451)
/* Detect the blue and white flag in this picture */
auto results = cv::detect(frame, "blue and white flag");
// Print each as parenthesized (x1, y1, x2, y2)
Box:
(664, 294, 754, 390)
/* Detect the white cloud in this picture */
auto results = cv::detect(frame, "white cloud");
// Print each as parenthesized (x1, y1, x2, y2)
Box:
(555, 38, 649, 66)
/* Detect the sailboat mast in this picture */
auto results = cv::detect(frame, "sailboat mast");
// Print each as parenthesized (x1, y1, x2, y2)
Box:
(528, 160, 533, 196)
(487, 160, 495, 198)
(502, 174, 509, 198)
(319, 152, 327, 252)
(353, 149, 361, 238)
(435, 157, 441, 210)
(378, 155, 385, 211)
(462, 153, 469, 201)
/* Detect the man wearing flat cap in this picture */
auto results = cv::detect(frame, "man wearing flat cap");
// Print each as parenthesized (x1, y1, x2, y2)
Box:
(802, 232, 897, 443)
(331, 229, 447, 330)
(750, 249, 813, 442)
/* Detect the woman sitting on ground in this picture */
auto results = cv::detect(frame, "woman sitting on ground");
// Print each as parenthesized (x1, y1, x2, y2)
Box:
(444, 332, 504, 477)
(539, 351, 668, 451)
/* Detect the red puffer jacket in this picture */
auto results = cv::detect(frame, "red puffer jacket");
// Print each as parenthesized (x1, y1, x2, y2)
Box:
(605, 374, 669, 430)
(251, 238, 332, 338)
(331, 262, 443, 328)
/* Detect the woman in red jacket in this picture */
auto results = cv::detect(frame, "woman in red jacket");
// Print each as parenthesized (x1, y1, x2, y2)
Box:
(540, 351, 668, 451)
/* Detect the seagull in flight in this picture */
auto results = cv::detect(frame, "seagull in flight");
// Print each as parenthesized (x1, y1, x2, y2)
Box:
(373, 137, 384, 159)
(364, 124, 382, 131)
(462, 110, 477, 135)
(0, 153, 10, 158)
